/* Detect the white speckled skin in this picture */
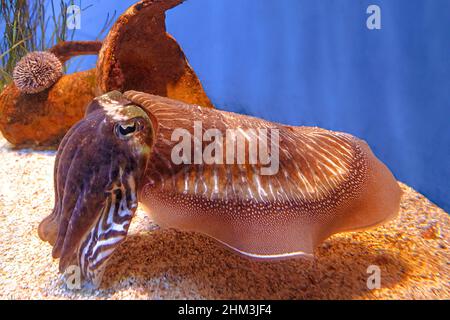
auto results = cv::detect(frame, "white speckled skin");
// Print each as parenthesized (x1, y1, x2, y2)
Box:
(125, 91, 402, 259)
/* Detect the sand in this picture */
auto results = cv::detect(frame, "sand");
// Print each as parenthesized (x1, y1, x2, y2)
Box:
(0, 133, 448, 300)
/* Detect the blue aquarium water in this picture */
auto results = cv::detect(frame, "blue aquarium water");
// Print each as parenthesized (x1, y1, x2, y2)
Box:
(72, 0, 450, 212)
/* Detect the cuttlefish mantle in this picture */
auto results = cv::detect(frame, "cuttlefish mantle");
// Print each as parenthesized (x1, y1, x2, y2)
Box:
(38, 90, 402, 287)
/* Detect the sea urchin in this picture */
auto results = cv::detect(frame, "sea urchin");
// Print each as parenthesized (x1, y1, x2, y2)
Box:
(13, 51, 63, 94)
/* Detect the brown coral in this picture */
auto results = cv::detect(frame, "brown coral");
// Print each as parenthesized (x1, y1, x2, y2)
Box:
(0, 0, 212, 148)
(0, 41, 102, 147)
(0, 69, 96, 147)
(96, 0, 213, 108)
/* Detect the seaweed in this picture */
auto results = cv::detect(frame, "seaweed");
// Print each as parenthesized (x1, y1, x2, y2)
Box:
(0, 0, 115, 91)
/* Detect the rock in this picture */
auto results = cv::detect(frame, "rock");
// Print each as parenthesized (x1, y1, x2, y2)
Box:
(0, 41, 102, 147)
(0, 69, 96, 147)
(95, 0, 213, 108)
(0, 0, 212, 148)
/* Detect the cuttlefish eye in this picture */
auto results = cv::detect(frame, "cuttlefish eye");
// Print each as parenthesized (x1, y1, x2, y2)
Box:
(115, 118, 144, 139)
(38, 92, 156, 287)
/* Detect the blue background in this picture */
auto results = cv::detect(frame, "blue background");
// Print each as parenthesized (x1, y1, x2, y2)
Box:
(67, 0, 449, 212)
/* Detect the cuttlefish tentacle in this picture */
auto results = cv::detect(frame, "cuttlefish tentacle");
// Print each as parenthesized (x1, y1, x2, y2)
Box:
(38, 90, 402, 287)
(39, 92, 153, 286)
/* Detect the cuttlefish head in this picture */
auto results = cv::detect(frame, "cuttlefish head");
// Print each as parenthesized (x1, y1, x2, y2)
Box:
(38, 91, 156, 287)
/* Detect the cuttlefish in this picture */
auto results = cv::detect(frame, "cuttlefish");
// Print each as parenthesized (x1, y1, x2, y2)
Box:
(38, 91, 402, 287)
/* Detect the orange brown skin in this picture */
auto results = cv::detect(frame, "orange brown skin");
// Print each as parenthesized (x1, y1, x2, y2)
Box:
(38, 90, 402, 287)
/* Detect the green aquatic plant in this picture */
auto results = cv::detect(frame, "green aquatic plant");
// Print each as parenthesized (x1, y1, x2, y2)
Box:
(0, 0, 74, 90)
(0, 0, 115, 92)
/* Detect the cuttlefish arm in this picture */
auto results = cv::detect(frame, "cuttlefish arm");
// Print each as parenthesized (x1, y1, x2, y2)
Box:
(38, 91, 155, 286)
(38, 91, 401, 287)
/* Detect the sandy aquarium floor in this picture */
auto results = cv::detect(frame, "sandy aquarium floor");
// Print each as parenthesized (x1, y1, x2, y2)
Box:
(0, 133, 449, 300)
